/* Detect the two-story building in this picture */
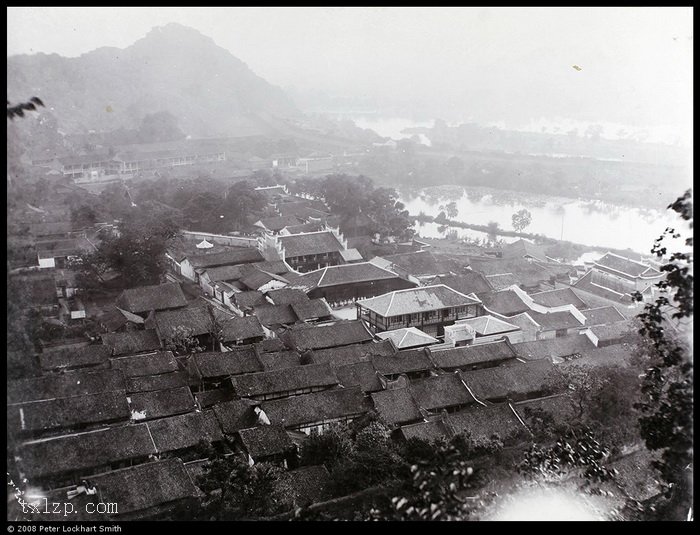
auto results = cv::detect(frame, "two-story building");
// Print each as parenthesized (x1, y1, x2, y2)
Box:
(356, 284, 485, 337)
(574, 252, 664, 303)
(258, 228, 362, 273)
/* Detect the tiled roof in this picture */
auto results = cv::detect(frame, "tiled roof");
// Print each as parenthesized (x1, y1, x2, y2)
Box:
(8, 369, 126, 404)
(202, 264, 255, 283)
(309, 339, 397, 367)
(115, 282, 187, 314)
(334, 361, 384, 393)
(468, 257, 553, 283)
(212, 398, 259, 434)
(110, 351, 179, 377)
(480, 290, 531, 316)
(147, 411, 223, 453)
(283, 320, 373, 351)
(8, 391, 129, 434)
(457, 315, 520, 336)
(502, 239, 547, 262)
(232, 363, 338, 398)
(266, 288, 310, 305)
(513, 335, 595, 361)
(278, 231, 345, 258)
(339, 248, 363, 262)
(20, 424, 156, 479)
(409, 373, 477, 411)
(371, 387, 422, 426)
(258, 350, 303, 371)
(253, 303, 298, 326)
(39, 344, 112, 372)
(371, 348, 434, 376)
(485, 273, 523, 291)
(581, 306, 627, 326)
(231, 291, 267, 310)
(127, 386, 197, 421)
(76, 459, 201, 519)
(291, 298, 333, 321)
(429, 340, 519, 370)
(447, 403, 528, 443)
(256, 338, 287, 353)
(400, 418, 451, 442)
(261, 386, 368, 429)
(186, 248, 264, 268)
(288, 262, 405, 292)
(595, 253, 662, 279)
(529, 288, 589, 310)
(381, 250, 445, 277)
(588, 321, 637, 342)
(459, 360, 562, 402)
(194, 347, 263, 378)
(238, 425, 295, 459)
(101, 330, 162, 356)
(241, 269, 288, 291)
(357, 284, 481, 317)
(573, 270, 635, 303)
(154, 306, 215, 340)
(376, 327, 438, 349)
(283, 221, 326, 235)
(257, 215, 303, 232)
(125, 371, 190, 393)
(527, 310, 584, 331)
(430, 272, 494, 296)
(220, 316, 266, 343)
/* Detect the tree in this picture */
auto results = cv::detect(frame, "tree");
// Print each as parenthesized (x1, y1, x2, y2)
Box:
(73, 204, 181, 290)
(632, 189, 693, 520)
(520, 427, 618, 487)
(163, 325, 204, 355)
(198, 455, 287, 520)
(557, 364, 642, 450)
(137, 110, 185, 143)
(486, 221, 500, 243)
(511, 208, 532, 232)
(221, 180, 268, 228)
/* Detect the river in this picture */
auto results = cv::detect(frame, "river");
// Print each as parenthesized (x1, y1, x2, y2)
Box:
(399, 185, 689, 256)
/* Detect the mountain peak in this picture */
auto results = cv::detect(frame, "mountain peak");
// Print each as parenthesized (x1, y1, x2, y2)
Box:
(135, 23, 215, 48)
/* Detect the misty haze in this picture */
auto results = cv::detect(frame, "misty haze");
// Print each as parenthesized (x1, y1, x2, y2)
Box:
(6, 7, 693, 524)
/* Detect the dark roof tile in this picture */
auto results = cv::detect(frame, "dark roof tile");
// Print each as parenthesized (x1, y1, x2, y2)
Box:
(127, 386, 197, 421)
(101, 330, 162, 356)
(261, 386, 368, 429)
(429, 340, 518, 370)
(115, 283, 187, 314)
(232, 363, 338, 398)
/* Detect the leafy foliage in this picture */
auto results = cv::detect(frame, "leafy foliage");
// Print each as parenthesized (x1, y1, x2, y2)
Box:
(511, 208, 533, 232)
(299, 417, 406, 496)
(631, 189, 693, 519)
(520, 427, 618, 487)
(299, 174, 414, 241)
(197, 455, 288, 520)
(73, 202, 181, 290)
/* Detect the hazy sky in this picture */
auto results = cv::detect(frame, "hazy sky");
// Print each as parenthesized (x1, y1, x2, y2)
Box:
(7, 7, 693, 143)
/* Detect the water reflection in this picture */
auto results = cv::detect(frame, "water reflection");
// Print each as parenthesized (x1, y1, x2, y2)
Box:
(401, 185, 685, 254)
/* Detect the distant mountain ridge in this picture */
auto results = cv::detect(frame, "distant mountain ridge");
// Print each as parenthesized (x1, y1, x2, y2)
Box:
(7, 23, 301, 137)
